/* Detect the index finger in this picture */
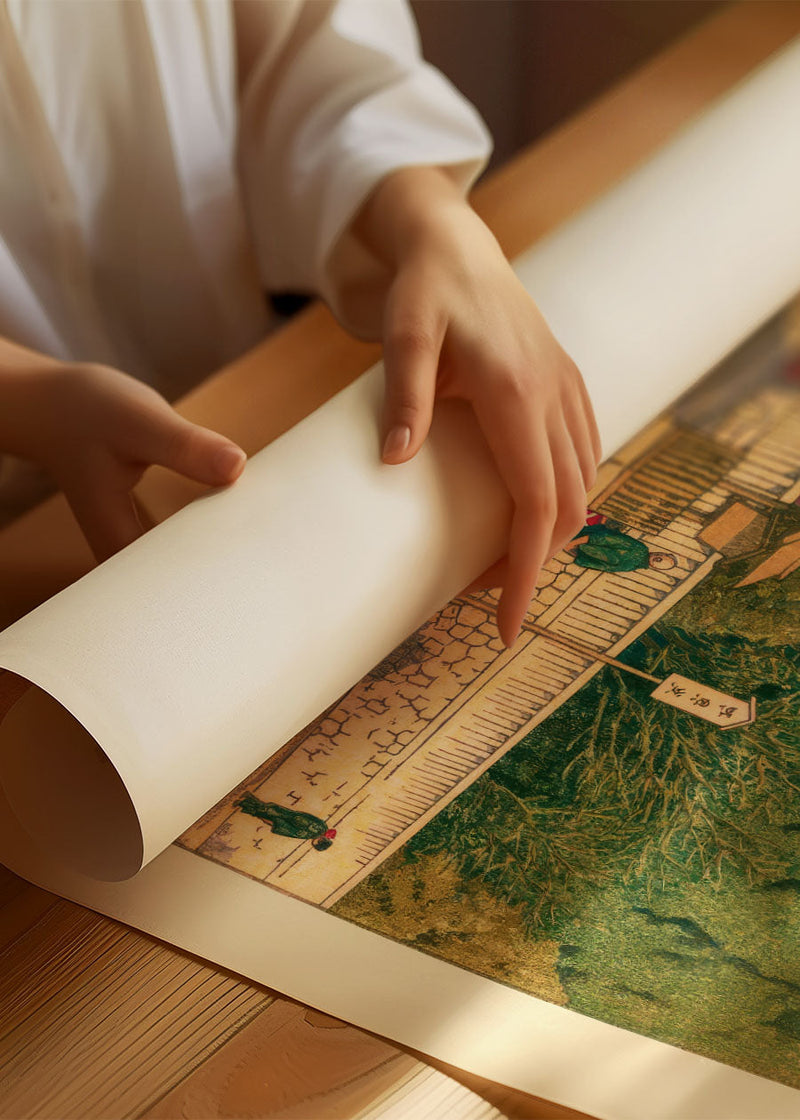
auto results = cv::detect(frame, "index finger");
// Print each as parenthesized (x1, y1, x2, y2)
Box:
(472, 388, 556, 646)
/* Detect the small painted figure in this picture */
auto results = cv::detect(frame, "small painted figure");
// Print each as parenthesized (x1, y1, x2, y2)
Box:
(235, 792, 337, 850)
(568, 513, 676, 573)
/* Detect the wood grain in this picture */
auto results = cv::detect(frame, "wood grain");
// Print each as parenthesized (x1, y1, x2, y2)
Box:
(145, 1002, 486, 1120)
(2, 5, 800, 1119)
(0, 878, 273, 1119)
(144, 999, 592, 1120)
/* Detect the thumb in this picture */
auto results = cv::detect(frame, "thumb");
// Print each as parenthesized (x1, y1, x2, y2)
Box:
(381, 316, 441, 465)
(63, 468, 147, 563)
(145, 411, 247, 486)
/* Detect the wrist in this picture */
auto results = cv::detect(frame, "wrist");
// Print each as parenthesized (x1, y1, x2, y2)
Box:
(355, 165, 479, 270)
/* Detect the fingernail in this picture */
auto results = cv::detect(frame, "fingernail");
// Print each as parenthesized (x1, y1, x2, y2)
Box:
(503, 625, 521, 650)
(382, 424, 411, 462)
(215, 444, 247, 479)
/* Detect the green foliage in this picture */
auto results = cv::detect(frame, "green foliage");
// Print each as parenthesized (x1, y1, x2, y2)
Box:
(558, 865, 800, 1088)
(340, 513, 800, 1086)
(405, 571, 800, 933)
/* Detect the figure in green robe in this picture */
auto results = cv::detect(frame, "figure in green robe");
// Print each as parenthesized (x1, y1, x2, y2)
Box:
(235, 792, 336, 850)
(568, 519, 676, 574)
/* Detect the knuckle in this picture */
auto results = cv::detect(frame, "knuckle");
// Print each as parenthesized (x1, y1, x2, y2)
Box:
(154, 418, 194, 468)
(172, 420, 204, 459)
(517, 487, 557, 527)
(67, 361, 107, 392)
(386, 385, 424, 421)
(489, 359, 530, 402)
(387, 320, 436, 359)
(563, 355, 582, 382)
(559, 496, 588, 539)
(556, 352, 583, 389)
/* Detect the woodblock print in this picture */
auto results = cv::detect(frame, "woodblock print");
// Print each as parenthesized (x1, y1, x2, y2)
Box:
(177, 298, 800, 1089)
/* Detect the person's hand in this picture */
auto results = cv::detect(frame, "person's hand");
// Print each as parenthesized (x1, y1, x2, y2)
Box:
(355, 168, 602, 646)
(0, 357, 246, 561)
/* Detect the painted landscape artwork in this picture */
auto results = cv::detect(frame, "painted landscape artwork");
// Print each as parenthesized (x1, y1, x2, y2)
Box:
(179, 299, 800, 1090)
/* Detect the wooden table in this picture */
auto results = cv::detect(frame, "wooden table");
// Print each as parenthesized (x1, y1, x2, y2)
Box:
(2, 5, 800, 1117)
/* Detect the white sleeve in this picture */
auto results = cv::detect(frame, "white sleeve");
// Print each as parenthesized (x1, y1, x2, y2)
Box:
(234, 0, 492, 338)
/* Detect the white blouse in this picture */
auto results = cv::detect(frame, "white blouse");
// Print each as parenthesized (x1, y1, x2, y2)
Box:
(0, 0, 490, 400)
